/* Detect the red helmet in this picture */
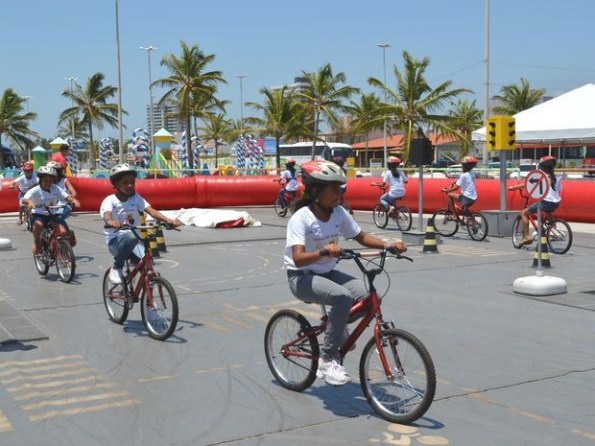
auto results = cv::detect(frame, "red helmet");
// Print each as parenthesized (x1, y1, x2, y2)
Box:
(461, 156, 478, 166)
(301, 160, 346, 185)
(285, 158, 296, 166)
(22, 162, 34, 171)
(387, 156, 402, 166)
(539, 155, 557, 167)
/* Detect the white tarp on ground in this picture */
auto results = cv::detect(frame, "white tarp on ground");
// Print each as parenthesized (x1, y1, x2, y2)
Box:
(149, 209, 262, 228)
(473, 83, 595, 143)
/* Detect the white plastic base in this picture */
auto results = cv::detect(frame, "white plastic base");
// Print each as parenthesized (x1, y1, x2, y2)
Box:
(513, 274, 567, 296)
(0, 238, 13, 251)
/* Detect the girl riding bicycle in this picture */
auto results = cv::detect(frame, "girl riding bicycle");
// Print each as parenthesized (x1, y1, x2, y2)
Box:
(277, 159, 299, 208)
(284, 160, 406, 386)
(441, 156, 478, 214)
(46, 161, 77, 220)
(100, 163, 182, 285)
(21, 165, 80, 257)
(371, 156, 407, 216)
(9, 161, 37, 225)
(511, 155, 562, 246)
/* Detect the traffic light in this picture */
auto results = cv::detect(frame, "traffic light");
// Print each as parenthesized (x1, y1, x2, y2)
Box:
(502, 116, 516, 150)
(486, 117, 498, 151)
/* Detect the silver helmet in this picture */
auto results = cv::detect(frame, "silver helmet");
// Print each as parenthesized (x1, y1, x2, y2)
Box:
(109, 163, 137, 185)
(300, 160, 346, 185)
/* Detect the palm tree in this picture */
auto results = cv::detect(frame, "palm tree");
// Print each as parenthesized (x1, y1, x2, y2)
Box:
(59, 72, 120, 168)
(153, 41, 226, 170)
(298, 63, 359, 160)
(447, 99, 484, 157)
(57, 115, 89, 141)
(491, 78, 545, 115)
(369, 51, 470, 163)
(344, 93, 383, 166)
(245, 86, 307, 168)
(0, 88, 39, 164)
(198, 113, 232, 168)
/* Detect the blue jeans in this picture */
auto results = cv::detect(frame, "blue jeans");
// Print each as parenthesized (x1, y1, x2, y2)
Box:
(278, 189, 296, 208)
(380, 191, 404, 209)
(288, 269, 368, 361)
(108, 231, 145, 269)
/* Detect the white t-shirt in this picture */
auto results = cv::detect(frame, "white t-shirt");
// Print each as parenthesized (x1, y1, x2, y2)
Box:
(54, 178, 69, 205)
(100, 193, 150, 244)
(544, 175, 563, 203)
(383, 170, 407, 196)
(13, 174, 38, 195)
(281, 170, 299, 192)
(22, 185, 69, 215)
(456, 171, 477, 200)
(284, 205, 361, 274)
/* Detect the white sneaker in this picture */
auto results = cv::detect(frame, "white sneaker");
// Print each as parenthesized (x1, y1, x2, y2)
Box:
(316, 358, 351, 386)
(109, 268, 122, 284)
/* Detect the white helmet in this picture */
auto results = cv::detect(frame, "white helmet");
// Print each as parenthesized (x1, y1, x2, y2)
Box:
(37, 165, 57, 177)
(46, 161, 63, 171)
(109, 163, 137, 185)
(300, 160, 346, 186)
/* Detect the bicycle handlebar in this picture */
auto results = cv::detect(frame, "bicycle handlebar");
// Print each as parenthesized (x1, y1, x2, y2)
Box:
(104, 222, 181, 232)
(339, 248, 413, 262)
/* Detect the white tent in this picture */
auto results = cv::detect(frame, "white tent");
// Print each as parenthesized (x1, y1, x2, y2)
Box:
(473, 83, 595, 143)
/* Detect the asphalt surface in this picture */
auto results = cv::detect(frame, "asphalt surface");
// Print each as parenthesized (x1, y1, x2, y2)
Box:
(0, 207, 594, 446)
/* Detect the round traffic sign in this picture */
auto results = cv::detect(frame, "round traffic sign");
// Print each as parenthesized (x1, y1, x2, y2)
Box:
(524, 170, 549, 200)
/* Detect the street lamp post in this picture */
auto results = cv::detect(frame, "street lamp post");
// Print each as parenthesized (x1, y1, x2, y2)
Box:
(115, 0, 124, 163)
(140, 46, 157, 155)
(64, 77, 77, 142)
(376, 43, 391, 168)
(235, 74, 247, 125)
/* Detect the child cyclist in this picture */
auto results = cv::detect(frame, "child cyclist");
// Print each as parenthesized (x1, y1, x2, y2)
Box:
(441, 156, 478, 214)
(511, 155, 562, 246)
(21, 165, 80, 257)
(46, 161, 77, 221)
(100, 164, 182, 284)
(371, 156, 407, 216)
(276, 159, 299, 209)
(9, 161, 37, 225)
(285, 160, 406, 386)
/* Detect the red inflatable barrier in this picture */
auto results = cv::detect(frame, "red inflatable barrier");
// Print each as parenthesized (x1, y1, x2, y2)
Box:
(0, 175, 590, 223)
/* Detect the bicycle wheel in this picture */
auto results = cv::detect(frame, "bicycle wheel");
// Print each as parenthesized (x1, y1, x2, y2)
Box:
(56, 239, 76, 283)
(395, 206, 412, 231)
(264, 309, 319, 392)
(360, 328, 436, 424)
(467, 212, 488, 241)
(102, 268, 129, 324)
(546, 219, 573, 254)
(511, 216, 525, 249)
(274, 197, 288, 217)
(432, 209, 458, 237)
(373, 204, 388, 229)
(33, 251, 49, 276)
(141, 276, 179, 341)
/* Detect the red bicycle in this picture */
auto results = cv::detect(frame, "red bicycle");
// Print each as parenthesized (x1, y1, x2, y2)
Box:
(371, 184, 412, 231)
(273, 178, 298, 217)
(432, 183, 488, 241)
(264, 249, 436, 423)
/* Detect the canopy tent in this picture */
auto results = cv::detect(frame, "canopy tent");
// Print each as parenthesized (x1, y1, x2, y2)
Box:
(473, 83, 595, 144)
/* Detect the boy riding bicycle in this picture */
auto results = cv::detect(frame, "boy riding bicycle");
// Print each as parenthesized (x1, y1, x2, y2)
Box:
(441, 156, 478, 214)
(371, 156, 407, 216)
(277, 159, 299, 208)
(100, 164, 182, 285)
(21, 165, 80, 257)
(285, 160, 406, 386)
(46, 161, 77, 221)
(9, 161, 37, 225)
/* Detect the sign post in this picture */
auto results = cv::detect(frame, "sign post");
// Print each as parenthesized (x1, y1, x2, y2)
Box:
(525, 170, 549, 274)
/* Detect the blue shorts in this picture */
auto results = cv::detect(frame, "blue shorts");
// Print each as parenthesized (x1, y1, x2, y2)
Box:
(31, 214, 51, 227)
(528, 201, 559, 214)
(458, 195, 476, 207)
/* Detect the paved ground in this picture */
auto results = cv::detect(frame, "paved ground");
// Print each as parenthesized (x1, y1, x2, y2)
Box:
(0, 207, 594, 446)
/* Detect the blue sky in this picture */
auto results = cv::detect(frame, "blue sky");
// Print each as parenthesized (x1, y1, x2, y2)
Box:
(2, 0, 595, 141)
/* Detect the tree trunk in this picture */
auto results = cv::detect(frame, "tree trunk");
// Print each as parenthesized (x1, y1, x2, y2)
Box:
(89, 123, 96, 170)
(275, 136, 281, 170)
(311, 111, 319, 161)
(186, 116, 193, 174)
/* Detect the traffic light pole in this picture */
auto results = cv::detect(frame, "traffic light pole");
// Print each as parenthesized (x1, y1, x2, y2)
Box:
(499, 150, 507, 211)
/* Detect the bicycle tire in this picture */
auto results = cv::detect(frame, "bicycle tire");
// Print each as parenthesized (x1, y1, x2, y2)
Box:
(102, 268, 129, 324)
(467, 212, 488, 241)
(546, 218, 573, 254)
(264, 309, 319, 392)
(56, 239, 76, 283)
(34, 230, 50, 275)
(141, 276, 179, 341)
(432, 209, 458, 237)
(373, 204, 388, 229)
(511, 216, 525, 249)
(359, 328, 436, 424)
(274, 197, 288, 217)
(395, 206, 412, 231)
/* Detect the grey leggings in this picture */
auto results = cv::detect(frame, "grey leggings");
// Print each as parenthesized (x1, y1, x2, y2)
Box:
(288, 269, 368, 361)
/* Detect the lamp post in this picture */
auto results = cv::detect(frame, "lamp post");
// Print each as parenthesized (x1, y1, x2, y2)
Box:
(140, 46, 157, 155)
(376, 43, 391, 168)
(115, 0, 124, 162)
(64, 77, 77, 141)
(235, 74, 247, 125)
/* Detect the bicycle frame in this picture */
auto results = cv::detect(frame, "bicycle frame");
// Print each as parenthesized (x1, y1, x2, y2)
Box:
(121, 228, 159, 304)
(516, 188, 554, 229)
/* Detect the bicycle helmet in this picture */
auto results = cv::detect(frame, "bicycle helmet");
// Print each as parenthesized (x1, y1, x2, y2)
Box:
(539, 155, 557, 167)
(461, 156, 478, 166)
(109, 163, 137, 185)
(285, 158, 296, 167)
(22, 162, 34, 171)
(46, 161, 63, 171)
(300, 160, 346, 186)
(387, 156, 402, 167)
(37, 165, 57, 177)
